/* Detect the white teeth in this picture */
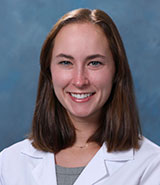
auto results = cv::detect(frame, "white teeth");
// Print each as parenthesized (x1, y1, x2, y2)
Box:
(71, 93, 92, 99)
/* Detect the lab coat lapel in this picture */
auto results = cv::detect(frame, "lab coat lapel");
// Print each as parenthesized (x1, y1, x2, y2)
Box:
(21, 141, 57, 185)
(74, 143, 134, 185)
(20, 140, 134, 185)
(105, 147, 134, 176)
(74, 144, 109, 185)
(32, 152, 57, 185)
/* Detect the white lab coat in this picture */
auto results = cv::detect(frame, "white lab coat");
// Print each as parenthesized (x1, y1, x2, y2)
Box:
(0, 137, 160, 185)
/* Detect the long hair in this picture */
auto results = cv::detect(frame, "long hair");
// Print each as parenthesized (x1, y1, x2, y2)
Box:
(29, 8, 142, 153)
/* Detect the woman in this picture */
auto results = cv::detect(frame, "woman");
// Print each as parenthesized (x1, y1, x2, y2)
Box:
(0, 8, 160, 185)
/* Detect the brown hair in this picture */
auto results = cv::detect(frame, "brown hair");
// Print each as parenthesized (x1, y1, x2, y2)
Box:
(29, 8, 142, 153)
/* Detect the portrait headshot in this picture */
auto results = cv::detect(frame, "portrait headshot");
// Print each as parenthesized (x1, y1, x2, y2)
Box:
(0, 1, 160, 185)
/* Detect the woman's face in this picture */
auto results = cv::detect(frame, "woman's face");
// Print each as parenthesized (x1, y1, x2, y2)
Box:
(50, 23, 115, 122)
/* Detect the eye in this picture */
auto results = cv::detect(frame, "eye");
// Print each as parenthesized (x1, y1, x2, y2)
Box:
(88, 61, 102, 66)
(58, 61, 72, 65)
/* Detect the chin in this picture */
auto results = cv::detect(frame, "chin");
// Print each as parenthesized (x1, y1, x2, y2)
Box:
(68, 109, 99, 120)
(71, 112, 91, 118)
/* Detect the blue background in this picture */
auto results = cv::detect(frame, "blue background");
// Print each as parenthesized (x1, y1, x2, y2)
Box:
(0, 0, 160, 151)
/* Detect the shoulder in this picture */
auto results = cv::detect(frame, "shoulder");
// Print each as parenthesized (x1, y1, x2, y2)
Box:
(0, 139, 47, 162)
(0, 140, 31, 184)
(0, 139, 50, 184)
(1, 139, 30, 154)
(0, 139, 47, 173)
(133, 137, 160, 167)
(135, 137, 160, 184)
(136, 137, 160, 170)
(136, 137, 160, 157)
(0, 139, 32, 171)
(0, 139, 33, 161)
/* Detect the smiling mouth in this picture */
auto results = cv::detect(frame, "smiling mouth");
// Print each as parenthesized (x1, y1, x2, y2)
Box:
(69, 92, 95, 99)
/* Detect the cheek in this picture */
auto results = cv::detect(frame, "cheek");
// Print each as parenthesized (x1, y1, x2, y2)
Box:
(51, 69, 71, 89)
(95, 73, 114, 105)
(91, 71, 114, 90)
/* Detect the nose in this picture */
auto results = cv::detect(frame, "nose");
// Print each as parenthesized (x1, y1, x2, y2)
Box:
(71, 67, 89, 88)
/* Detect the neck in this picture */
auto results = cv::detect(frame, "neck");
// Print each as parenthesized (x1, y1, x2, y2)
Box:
(68, 113, 100, 146)
(75, 125, 97, 146)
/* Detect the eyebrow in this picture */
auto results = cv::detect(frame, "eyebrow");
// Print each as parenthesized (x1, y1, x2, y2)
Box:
(86, 54, 105, 60)
(56, 53, 74, 60)
(56, 53, 106, 60)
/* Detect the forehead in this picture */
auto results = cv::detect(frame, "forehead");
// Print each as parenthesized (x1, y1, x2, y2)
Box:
(52, 23, 110, 56)
(58, 22, 105, 35)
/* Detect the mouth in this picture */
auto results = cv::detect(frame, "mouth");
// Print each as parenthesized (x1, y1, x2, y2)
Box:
(69, 92, 95, 100)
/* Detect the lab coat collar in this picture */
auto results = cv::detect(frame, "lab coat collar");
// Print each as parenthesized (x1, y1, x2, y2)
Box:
(20, 140, 46, 158)
(21, 140, 57, 185)
(74, 143, 134, 185)
(21, 140, 134, 160)
(31, 152, 57, 185)
(103, 143, 135, 161)
(20, 140, 134, 185)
